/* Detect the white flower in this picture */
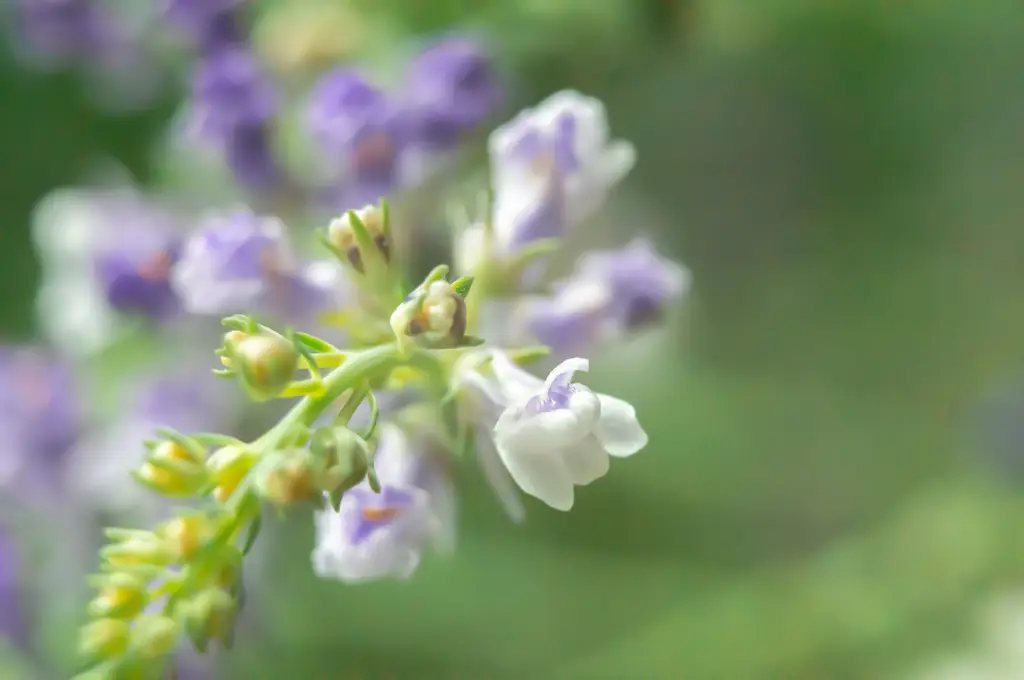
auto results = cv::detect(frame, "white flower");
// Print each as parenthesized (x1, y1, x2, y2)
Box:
(460, 351, 648, 512)
(486, 90, 636, 252)
(311, 424, 454, 583)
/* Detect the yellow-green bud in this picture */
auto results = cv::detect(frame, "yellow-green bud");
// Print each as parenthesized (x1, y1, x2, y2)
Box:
(102, 533, 174, 569)
(133, 439, 209, 498)
(87, 572, 148, 619)
(130, 614, 179, 659)
(182, 588, 237, 652)
(78, 618, 130, 661)
(404, 281, 467, 348)
(219, 330, 249, 368)
(233, 334, 300, 400)
(309, 426, 370, 495)
(158, 514, 221, 563)
(206, 445, 258, 503)
(257, 453, 319, 508)
(327, 205, 390, 274)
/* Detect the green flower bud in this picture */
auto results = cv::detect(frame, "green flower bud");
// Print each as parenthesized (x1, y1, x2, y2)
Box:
(130, 614, 179, 659)
(327, 205, 390, 275)
(308, 426, 370, 496)
(256, 452, 319, 508)
(102, 533, 174, 570)
(403, 280, 468, 348)
(206, 445, 258, 503)
(87, 572, 148, 620)
(133, 438, 209, 498)
(218, 330, 249, 369)
(232, 334, 300, 400)
(78, 618, 130, 662)
(182, 588, 237, 653)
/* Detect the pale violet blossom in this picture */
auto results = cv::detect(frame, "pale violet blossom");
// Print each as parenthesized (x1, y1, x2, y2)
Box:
(522, 237, 691, 357)
(460, 351, 647, 512)
(312, 424, 454, 583)
(486, 90, 635, 253)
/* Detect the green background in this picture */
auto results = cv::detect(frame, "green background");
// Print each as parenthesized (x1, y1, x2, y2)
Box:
(3, 1, 1024, 677)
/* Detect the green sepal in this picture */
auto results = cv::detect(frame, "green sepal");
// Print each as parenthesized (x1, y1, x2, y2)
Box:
(452, 275, 475, 298)
(422, 264, 450, 287)
(458, 335, 487, 347)
(241, 512, 262, 557)
(328, 488, 344, 512)
(293, 330, 337, 353)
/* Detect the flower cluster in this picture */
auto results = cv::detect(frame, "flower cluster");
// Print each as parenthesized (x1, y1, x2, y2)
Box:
(52, 85, 688, 678)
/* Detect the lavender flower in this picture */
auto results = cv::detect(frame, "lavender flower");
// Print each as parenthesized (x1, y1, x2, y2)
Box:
(166, 0, 244, 53)
(16, 0, 131, 67)
(171, 208, 341, 322)
(0, 525, 27, 645)
(0, 348, 81, 494)
(189, 47, 282, 189)
(523, 238, 690, 355)
(306, 69, 407, 206)
(484, 90, 635, 253)
(32, 187, 186, 356)
(312, 424, 454, 583)
(402, 38, 503, 151)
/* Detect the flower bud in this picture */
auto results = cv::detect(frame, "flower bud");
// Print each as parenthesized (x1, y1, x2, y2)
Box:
(257, 452, 319, 508)
(232, 333, 300, 400)
(219, 330, 249, 369)
(87, 572, 148, 619)
(206, 445, 258, 503)
(182, 588, 237, 652)
(327, 205, 390, 275)
(133, 439, 209, 498)
(78, 618, 130, 661)
(404, 281, 468, 348)
(308, 426, 370, 495)
(102, 533, 175, 569)
(130, 614, 178, 659)
(158, 514, 221, 563)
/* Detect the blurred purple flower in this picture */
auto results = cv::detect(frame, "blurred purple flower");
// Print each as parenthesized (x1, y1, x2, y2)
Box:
(0, 349, 80, 493)
(0, 525, 28, 646)
(402, 38, 503, 150)
(172, 208, 341, 322)
(189, 47, 283, 189)
(524, 239, 690, 356)
(166, 0, 244, 53)
(16, 0, 132, 66)
(312, 424, 454, 583)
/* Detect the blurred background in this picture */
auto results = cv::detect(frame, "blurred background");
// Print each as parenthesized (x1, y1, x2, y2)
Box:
(2, 0, 1024, 678)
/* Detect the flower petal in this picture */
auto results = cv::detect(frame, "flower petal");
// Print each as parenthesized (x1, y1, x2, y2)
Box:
(595, 394, 648, 457)
(490, 350, 544, 401)
(561, 434, 610, 486)
(543, 356, 590, 390)
(494, 387, 600, 452)
(474, 429, 525, 523)
(496, 442, 574, 511)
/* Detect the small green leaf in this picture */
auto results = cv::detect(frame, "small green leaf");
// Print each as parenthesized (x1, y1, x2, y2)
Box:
(452, 275, 475, 297)
(241, 513, 262, 556)
(458, 335, 487, 347)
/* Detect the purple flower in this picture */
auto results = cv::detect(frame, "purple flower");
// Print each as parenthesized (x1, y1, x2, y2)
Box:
(312, 424, 454, 583)
(166, 0, 244, 53)
(16, 0, 132, 66)
(0, 525, 28, 646)
(171, 208, 340, 322)
(523, 239, 690, 357)
(402, 38, 503, 150)
(191, 47, 277, 138)
(306, 69, 407, 202)
(0, 348, 80, 496)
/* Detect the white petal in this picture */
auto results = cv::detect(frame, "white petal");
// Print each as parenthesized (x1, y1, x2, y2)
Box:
(561, 434, 610, 486)
(474, 429, 525, 523)
(494, 388, 600, 452)
(371, 423, 417, 484)
(496, 442, 575, 511)
(490, 351, 544, 401)
(544, 357, 590, 389)
(595, 394, 648, 457)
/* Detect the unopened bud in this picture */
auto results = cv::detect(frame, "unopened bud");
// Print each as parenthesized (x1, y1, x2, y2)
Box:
(308, 426, 370, 496)
(403, 281, 468, 348)
(206, 445, 258, 503)
(87, 572, 148, 619)
(182, 588, 237, 652)
(130, 614, 178, 659)
(257, 452, 319, 508)
(78, 618, 130, 661)
(232, 333, 300, 400)
(133, 439, 209, 498)
(327, 205, 390, 274)
(158, 514, 221, 563)
(102, 533, 174, 569)
(219, 330, 249, 369)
